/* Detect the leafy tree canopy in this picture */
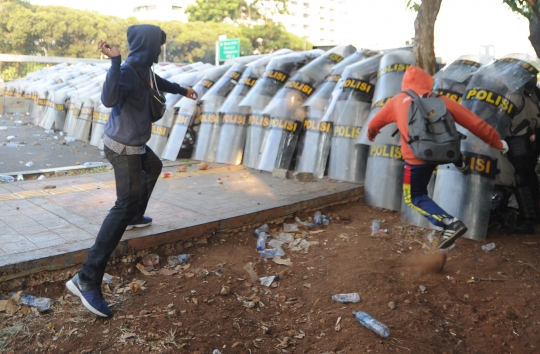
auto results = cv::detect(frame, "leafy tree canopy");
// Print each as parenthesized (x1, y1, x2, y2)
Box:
(502, 0, 540, 20)
(0, 0, 306, 64)
(186, 0, 288, 23)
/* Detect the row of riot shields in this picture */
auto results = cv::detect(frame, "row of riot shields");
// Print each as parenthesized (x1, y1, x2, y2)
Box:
(8, 49, 540, 244)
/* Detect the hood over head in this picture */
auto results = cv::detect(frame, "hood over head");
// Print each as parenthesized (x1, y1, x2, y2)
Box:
(126, 24, 163, 67)
(401, 65, 434, 92)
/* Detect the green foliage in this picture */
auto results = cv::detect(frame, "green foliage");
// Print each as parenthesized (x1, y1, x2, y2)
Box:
(186, 0, 288, 23)
(502, 0, 539, 20)
(406, 0, 421, 12)
(0, 0, 303, 66)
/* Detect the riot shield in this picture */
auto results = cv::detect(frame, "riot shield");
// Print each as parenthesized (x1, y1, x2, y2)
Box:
(192, 56, 261, 162)
(147, 69, 212, 156)
(357, 49, 416, 211)
(240, 49, 325, 168)
(296, 50, 380, 177)
(324, 55, 382, 183)
(401, 56, 482, 228)
(257, 45, 357, 172)
(215, 51, 292, 165)
(162, 65, 231, 161)
(432, 53, 540, 241)
(90, 102, 110, 148)
(145, 93, 182, 155)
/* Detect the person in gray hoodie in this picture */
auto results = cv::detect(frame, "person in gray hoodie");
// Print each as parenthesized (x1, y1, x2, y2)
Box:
(66, 24, 197, 317)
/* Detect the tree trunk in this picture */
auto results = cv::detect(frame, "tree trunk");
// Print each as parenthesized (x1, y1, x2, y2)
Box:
(413, 0, 442, 75)
(528, 18, 540, 57)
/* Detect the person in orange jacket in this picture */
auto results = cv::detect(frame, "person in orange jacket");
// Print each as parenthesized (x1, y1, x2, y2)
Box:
(367, 65, 509, 248)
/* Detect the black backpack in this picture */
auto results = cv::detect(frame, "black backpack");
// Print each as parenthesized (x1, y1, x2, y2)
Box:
(405, 89, 462, 164)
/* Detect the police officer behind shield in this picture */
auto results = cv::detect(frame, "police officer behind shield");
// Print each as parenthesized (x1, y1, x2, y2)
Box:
(504, 76, 540, 234)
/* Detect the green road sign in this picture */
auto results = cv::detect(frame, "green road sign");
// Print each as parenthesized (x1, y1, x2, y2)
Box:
(218, 38, 240, 61)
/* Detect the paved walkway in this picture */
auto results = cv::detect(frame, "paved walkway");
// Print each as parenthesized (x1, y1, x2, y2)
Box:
(0, 161, 363, 283)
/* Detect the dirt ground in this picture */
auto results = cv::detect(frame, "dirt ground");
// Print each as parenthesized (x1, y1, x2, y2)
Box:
(1, 199, 540, 354)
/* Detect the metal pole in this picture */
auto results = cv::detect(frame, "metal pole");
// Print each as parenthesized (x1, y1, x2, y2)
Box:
(215, 41, 219, 67)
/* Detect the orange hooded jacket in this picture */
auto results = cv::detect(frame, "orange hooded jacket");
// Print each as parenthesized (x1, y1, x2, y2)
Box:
(367, 65, 503, 165)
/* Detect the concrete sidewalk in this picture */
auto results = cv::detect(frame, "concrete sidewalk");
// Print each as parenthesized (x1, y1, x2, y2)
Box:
(0, 161, 363, 283)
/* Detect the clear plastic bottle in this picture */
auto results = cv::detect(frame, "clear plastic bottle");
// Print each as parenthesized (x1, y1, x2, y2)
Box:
(0, 175, 15, 183)
(142, 254, 159, 266)
(295, 217, 315, 228)
(314, 211, 322, 226)
(353, 311, 390, 338)
(332, 293, 361, 303)
(371, 220, 380, 233)
(253, 224, 269, 237)
(256, 231, 269, 251)
(259, 249, 276, 258)
(322, 215, 330, 226)
(83, 162, 105, 168)
(167, 254, 192, 266)
(17, 293, 51, 312)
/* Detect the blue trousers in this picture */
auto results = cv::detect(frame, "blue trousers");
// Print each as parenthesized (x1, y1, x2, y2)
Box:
(403, 163, 452, 228)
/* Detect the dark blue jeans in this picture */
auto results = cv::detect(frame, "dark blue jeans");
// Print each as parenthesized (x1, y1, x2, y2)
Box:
(80, 145, 162, 285)
(403, 163, 452, 228)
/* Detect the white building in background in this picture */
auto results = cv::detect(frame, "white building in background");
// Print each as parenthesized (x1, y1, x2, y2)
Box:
(274, 0, 341, 47)
(128, 0, 342, 47)
(131, 0, 195, 22)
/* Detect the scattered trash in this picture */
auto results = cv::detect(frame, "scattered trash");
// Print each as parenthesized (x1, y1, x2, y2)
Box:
(277, 233, 294, 244)
(335, 317, 342, 332)
(197, 162, 208, 170)
(259, 275, 279, 287)
(37, 175, 45, 180)
(259, 248, 281, 258)
(158, 268, 178, 276)
(283, 223, 299, 232)
(43, 129, 54, 134)
(64, 137, 77, 143)
(177, 165, 187, 172)
(6, 135, 15, 140)
(295, 216, 314, 228)
(268, 239, 284, 249)
(0, 175, 15, 183)
(273, 257, 292, 266)
(322, 214, 331, 226)
(25, 161, 33, 167)
(136, 264, 153, 276)
(213, 349, 222, 354)
(314, 211, 323, 226)
(243, 263, 259, 282)
(167, 254, 192, 266)
(16, 174, 23, 181)
(13, 292, 51, 312)
(332, 293, 361, 303)
(419, 285, 427, 292)
(482, 242, 496, 252)
(142, 254, 159, 267)
(162, 172, 172, 178)
(256, 231, 269, 251)
(371, 220, 380, 233)
(103, 273, 113, 284)
(219, 286, 230, 296)
(83, 162, 105, 168)
(353, 311, 390, 338)
(427, 230, 436, 244)
(253, 223, 269, 237)
(100, 150, 105, 156)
